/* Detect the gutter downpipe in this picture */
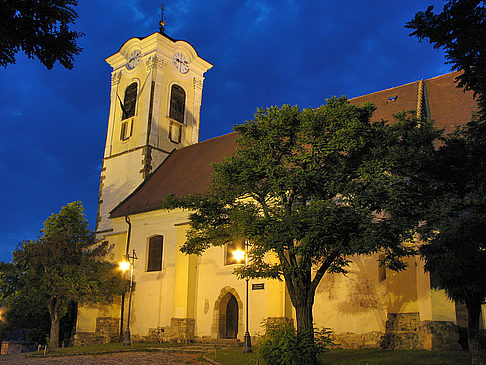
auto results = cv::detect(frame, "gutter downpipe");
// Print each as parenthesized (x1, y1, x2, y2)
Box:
(120, 215, 132, 341)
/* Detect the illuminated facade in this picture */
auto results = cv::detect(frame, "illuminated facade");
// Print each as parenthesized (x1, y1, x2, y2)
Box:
(75, 30, 478, 350)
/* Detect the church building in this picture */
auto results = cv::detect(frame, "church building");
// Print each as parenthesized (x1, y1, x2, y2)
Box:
(75, 29, 479, 350)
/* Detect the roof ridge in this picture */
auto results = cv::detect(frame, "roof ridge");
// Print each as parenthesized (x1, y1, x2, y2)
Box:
(174, 131, 236, 153)
(351, 80, 420, 100)
(425, 70, 461, 82)
(350, 71, 460, 101)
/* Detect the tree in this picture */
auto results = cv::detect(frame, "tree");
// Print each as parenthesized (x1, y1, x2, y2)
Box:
(406, 0, 486, 114)
(164, 99, 438, 364)
(0, 0, 83, 69)
(0, 202, 127, 349)
(407, 2, 486, 363)
(416, 123, 486, 365)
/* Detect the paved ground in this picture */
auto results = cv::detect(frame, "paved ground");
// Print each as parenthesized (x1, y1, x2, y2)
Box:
(0, 351, 213, 364)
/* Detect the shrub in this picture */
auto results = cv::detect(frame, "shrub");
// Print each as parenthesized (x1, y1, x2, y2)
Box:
(257, 320, 333, 365)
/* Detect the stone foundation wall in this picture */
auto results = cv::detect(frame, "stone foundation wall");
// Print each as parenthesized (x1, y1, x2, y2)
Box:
(143, 318, 195, 343)
(331, 331, 384, 349)
(380, 312, 461, 350)
(74, 317, 120, 346)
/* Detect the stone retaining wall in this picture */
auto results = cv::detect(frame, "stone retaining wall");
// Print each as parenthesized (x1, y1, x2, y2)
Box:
(74, 317, 120, 346)
(380, 312, 461, 350)
(143, 318, 195, 343)
(331, 331, 384, 349)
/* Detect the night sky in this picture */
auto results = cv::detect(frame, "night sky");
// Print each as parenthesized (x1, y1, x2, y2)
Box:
(0, 0, 449, 262)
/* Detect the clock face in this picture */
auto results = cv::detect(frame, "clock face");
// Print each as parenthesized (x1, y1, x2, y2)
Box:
(126, 49, 141, 70)
(173, 52, 189, 74)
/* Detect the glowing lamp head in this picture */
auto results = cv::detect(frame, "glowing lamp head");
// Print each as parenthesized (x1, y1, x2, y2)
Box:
(232, 249, 245, 263)
(119, 260, 130, 271)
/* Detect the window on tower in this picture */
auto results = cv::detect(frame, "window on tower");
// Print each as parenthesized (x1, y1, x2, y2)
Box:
(122, 82, 138, 120)
(169, 84, 185, 124)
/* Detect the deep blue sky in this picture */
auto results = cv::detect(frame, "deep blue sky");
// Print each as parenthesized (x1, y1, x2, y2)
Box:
(0, 0, 449, 262)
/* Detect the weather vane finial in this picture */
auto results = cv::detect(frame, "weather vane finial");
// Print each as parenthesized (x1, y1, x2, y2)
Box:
(159, 3, 165, 34)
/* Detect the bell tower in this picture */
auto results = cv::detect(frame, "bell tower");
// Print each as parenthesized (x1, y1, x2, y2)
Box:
(96, 32, 212, 234)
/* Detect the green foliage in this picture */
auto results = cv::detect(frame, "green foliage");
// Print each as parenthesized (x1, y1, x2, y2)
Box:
(0, 0, 83, 69)
(408, 3, 486, 361)
(163, 99, 438, 360)
(417, 120, 486, 308)
(0, 202, 128, 348)
(258, 320, 333, 365)
(406, 0, 486, 113)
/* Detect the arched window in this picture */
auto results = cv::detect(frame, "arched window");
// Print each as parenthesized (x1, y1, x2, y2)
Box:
(147, 235, 163, 272)
(169, 84, 185, 123)
(122, 82, 137, 120)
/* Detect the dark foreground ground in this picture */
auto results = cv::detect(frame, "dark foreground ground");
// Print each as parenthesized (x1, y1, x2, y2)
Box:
(0, 351, 209, 364)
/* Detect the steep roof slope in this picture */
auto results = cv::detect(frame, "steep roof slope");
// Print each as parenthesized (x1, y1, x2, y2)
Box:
(110, 132, 238, 218)
(110, 72, 477, 219)
(349, 71, 477, 133)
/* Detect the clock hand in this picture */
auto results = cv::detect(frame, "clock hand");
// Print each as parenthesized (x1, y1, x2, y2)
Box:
(117, 93, 128, 119)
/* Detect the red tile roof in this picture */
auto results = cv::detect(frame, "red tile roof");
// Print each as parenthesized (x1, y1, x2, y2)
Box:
(110, 72, 478, 218)
(110, 132, 238, 218)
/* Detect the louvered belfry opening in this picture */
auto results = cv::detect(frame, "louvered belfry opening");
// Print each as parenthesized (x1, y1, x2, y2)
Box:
(169, 84, 186, 123)
(147, 235, 163, 271)
(123, 82, 138, 120)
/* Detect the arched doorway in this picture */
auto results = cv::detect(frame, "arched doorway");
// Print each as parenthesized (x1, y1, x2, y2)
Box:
(225, 294, 238, 339)
(212, 287, 243, 339)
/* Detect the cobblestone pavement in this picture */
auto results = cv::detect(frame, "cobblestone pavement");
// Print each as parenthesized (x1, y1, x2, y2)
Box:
(0, 351, 212, 364)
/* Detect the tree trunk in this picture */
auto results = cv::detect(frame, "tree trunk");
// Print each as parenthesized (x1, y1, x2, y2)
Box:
(466, 299, 484, 365)
(50, 312, 60, 349)
(295, 300, 314, 334)
(48, 297, 61, 349)
(285, 274, 318, 365)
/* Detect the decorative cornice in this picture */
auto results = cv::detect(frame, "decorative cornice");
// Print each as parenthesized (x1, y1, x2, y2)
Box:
(193, 77, 203, 91)
(111, 71, 122, 86)
(145, 55, 166, 72)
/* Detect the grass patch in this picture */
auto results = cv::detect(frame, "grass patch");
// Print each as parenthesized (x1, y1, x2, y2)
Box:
(27, 342, 182, 357)
(207, 348, 471, 365)
(208, 347, 259, 365)
(319, 349, 470, 364)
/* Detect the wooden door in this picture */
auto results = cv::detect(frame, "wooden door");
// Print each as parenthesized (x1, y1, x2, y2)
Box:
(225, 295, 238, 339)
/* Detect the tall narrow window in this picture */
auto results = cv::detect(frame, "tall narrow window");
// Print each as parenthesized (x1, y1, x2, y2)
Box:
(225, 239, 245, 265)
(147, 235, 163, 272)
(169, 84, 185, 124)
(123, 82, 137, 120)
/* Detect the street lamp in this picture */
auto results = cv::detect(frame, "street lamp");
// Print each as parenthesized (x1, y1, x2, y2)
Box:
(232, 242, 252, 353)
(119, 249, 137, 346)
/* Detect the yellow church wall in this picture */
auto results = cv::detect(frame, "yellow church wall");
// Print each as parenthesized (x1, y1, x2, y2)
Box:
(430, 289, 456, 322)
(173, 224, 198, 319)
(76, 232, 126, 334)
(387, 256, 419, 314)
(314, 254, 387, 334)
(194, 244, 271, 340)
(116, 210, 189, 337)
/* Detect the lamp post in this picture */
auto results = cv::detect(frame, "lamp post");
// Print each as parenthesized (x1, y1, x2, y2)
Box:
(119, 249, 137, 346)
(232, 242, 252, 353)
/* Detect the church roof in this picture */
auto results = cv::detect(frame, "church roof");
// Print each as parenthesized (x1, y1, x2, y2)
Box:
(349, 71, 477, 133)
(110, 71, 477, 219)
(110, 132, 238, 218)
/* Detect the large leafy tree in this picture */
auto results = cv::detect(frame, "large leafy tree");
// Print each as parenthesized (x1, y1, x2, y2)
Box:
(0, 0, 83, 69)
(406, 0, 486, 114)
(0, 202, 127, 349)
(417, 123, 486, 364)
(407, 1, 486, 363)
(164, 99, 437, 363)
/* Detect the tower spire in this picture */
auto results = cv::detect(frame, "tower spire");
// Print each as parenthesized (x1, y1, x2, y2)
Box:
(159, 4, 166, 34)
